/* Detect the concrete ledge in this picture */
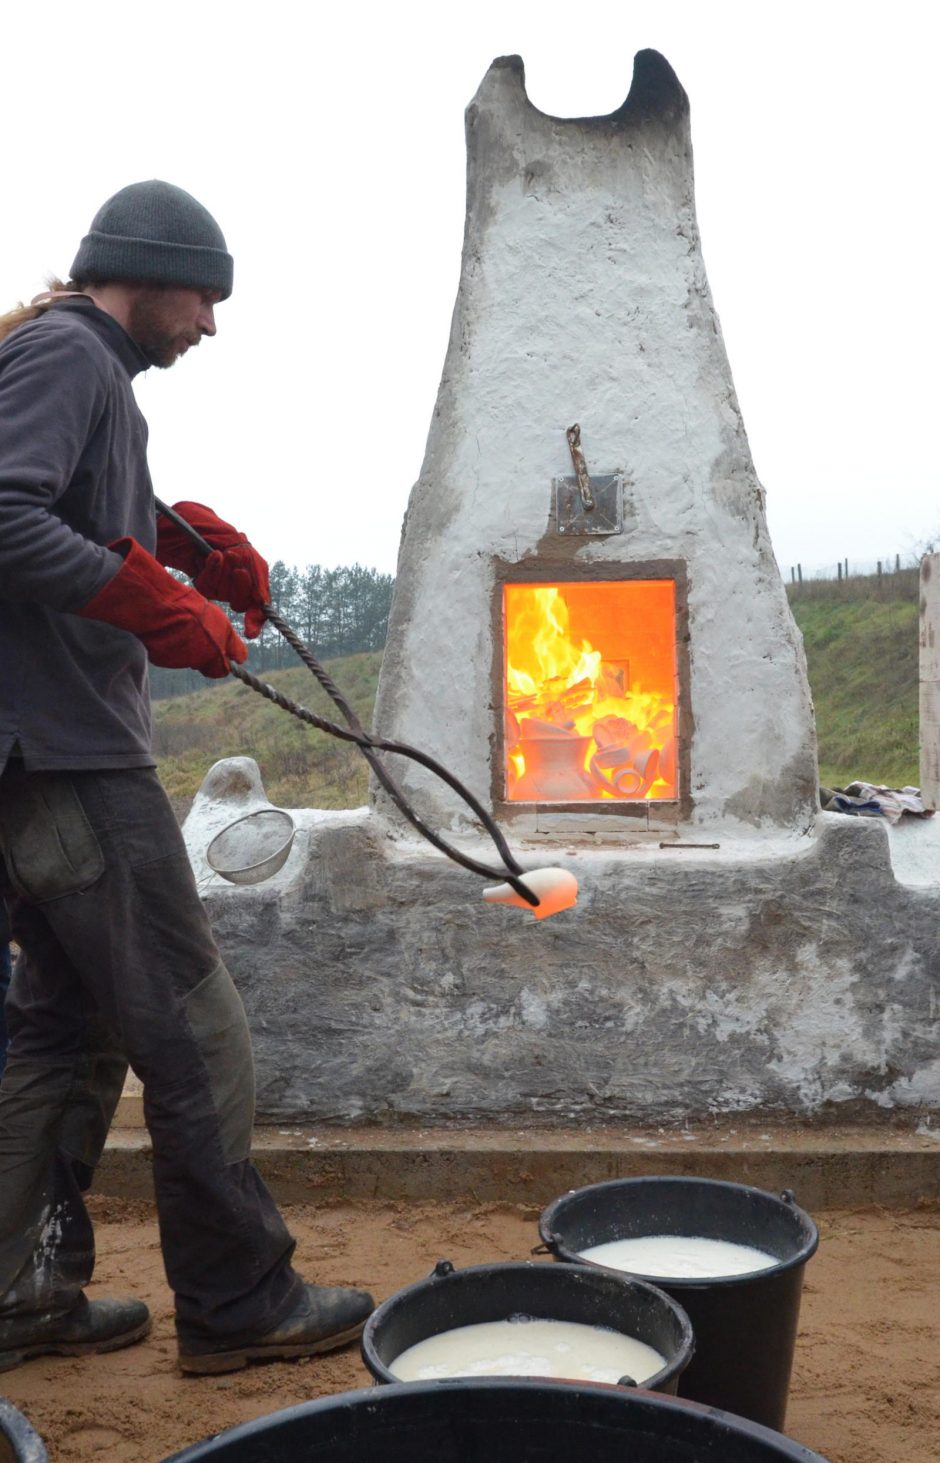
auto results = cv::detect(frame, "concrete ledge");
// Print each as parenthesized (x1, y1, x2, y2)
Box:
(99, 1121, 940, 1211)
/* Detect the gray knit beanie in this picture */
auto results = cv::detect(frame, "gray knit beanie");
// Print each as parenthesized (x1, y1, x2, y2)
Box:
(71, 180, 234, 299)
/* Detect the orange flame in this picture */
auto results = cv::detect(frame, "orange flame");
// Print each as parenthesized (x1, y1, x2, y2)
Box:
(504, 582, 677, 802)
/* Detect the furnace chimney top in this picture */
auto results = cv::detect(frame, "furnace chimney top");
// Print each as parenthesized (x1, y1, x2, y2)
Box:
(479, 48, 688, 128)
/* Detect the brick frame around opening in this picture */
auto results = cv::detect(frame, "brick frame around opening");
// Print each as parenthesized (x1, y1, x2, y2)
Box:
(490, 557, 692, 825)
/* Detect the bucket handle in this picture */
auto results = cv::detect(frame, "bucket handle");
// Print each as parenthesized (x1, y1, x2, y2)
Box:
(617, 1375, 638, 1388)
(530, 1243, 553, 1256)
(781, 1189, 797, 1205)
(431, 1259, 456, 1278)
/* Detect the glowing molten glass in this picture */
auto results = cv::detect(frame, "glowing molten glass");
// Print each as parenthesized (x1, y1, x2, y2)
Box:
(504, 581, 677, 802)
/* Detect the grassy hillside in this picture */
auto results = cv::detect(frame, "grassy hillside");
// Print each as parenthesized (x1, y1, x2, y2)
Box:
(788, 571, 918, 789)
(153, 651, 382, 810)
(153, 573, 921, 811)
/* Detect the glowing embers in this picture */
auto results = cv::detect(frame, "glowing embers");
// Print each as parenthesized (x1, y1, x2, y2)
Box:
(504, 581, 677, 803)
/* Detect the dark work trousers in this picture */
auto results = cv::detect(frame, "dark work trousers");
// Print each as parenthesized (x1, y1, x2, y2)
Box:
(0, 930, 10, 1076)
(0, 764, 303, 1342)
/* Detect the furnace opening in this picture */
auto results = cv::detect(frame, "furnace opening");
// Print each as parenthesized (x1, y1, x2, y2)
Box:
(504, 580, 678, 803)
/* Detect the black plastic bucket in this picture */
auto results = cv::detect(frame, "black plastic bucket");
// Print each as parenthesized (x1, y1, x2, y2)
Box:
(0, 1399, 48, 1463)
(159, 1378, 834, 1461)
(539, 1176, 818, 1431)
(361, 1259, 693, 1393)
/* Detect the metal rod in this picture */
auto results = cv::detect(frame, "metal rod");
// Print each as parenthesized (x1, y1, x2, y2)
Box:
(658, 842, 720, 850)
(154, 499, 540, 905)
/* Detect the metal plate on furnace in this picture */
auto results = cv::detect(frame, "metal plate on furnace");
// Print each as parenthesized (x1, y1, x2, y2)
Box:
(554, 473, 623, 535)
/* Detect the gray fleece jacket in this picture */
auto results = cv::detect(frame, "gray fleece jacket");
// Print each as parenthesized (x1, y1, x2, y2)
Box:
(0, 298, 157, 771)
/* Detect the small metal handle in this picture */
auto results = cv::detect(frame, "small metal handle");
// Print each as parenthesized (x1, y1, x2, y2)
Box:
(781, 1189, 797, 1205)
(530, 1242, 553, 1256)
(566, 424, 595, 512)
(432, 1259, 456, 1277)
(617, 1375, 638, 1388)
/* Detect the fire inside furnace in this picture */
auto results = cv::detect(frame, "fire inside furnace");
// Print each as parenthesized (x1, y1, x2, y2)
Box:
(504, 581, 677, 803)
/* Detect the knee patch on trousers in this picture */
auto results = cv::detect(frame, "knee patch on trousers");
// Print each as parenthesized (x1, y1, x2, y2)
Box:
(183, 962, 255, 1164)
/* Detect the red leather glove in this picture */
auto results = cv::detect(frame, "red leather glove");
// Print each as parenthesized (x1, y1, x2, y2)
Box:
(156, 501, 270, 639)
(77, 538, 248, 680)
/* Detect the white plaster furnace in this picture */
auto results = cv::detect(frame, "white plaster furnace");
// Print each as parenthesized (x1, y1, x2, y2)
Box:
(373, 50, 817, 844)
(186, 53, 940, 1125)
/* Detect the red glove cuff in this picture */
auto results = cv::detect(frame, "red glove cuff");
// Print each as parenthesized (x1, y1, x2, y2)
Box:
(77, 537, 248, 679)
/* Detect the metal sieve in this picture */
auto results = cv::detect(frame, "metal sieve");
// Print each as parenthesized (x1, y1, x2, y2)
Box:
(206, 808, 296, 885)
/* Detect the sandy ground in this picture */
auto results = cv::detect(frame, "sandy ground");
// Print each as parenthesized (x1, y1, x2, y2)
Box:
(2, 1198, 938, 1463)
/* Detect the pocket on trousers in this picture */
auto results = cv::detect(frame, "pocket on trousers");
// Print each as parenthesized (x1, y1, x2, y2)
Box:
(0, 774, 105, 903)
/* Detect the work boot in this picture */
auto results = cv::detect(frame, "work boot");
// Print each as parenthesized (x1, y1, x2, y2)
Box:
(0, 1294, 151, 1373)
(177, 1283, 375, 1375)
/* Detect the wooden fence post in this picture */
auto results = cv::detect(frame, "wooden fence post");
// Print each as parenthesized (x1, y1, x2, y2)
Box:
(920, 554, 940, 808)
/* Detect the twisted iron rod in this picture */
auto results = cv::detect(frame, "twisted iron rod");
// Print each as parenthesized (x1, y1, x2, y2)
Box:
(155, 500, 538, 904)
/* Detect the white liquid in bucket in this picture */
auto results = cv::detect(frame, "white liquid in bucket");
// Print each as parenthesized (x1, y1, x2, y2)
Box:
(390, 1317, 666, 1384)
(579, 1235, 777, 1279)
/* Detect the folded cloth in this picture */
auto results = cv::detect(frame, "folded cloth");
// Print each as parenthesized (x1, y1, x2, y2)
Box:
(822, 790, 886, 818)
(821, 782, 930, 823)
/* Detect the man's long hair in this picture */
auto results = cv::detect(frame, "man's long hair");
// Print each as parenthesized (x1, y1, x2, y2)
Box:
(0, 279, 83, 344)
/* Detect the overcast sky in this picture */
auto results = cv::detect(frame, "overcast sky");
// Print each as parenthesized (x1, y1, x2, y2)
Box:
(3, 0, 937, 581)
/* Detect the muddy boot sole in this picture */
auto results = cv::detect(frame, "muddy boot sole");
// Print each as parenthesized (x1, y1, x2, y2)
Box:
(0, 1314, 152, 1373)
(179, 1320, 366, 1375)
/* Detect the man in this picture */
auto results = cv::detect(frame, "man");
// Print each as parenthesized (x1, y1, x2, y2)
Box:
(0, 904, 10, 1076)
(0, 181, 373, 1374)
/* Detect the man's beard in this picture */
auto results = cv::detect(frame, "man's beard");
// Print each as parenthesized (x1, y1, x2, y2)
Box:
(126, 291, 199, 369)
